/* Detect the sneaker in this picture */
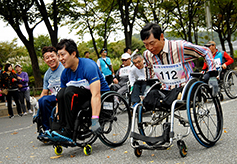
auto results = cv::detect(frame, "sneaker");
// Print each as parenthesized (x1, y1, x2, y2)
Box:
(5, 102, 7, 107)
(28, 109, 33, 114)
(9, 115, 14, 119)
(23, 112, 27, 116)
(18, 113, 23, 117)
(13, 102, 16, 106)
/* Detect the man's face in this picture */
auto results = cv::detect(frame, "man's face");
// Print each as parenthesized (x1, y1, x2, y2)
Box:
(101, 50, 107, 57)
(43, 51, 59, 71)
(85, 52, 90, 58)
(58, 47, 75, 69)
(133, 56, 144, 69)
(127, 49, 132, 55)
(122, 58, 131, 67)
(15, 66, 22, 73)
(143, 33, 164, 55)
(208, 44, 216, 54)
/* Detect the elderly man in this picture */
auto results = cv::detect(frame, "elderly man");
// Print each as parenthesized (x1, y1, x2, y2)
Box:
(110, 53, 132, 95)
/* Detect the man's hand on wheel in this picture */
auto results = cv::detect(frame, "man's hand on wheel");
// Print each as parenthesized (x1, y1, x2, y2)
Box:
(91, 118, 102, 135)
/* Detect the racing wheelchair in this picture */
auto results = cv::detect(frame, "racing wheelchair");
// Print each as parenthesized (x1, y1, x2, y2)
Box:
(130, 73, 223, 157)
(48, 91, 131, 156)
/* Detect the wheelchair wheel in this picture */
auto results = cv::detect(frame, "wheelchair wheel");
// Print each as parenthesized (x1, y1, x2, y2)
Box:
(99, 91, 131, 147)
(223, 70, 237, 99)
(54, 145, 63, 156)
(187, 82, 223, 147)
(137, 104, 166, 145)
(75, 110, 98, 146)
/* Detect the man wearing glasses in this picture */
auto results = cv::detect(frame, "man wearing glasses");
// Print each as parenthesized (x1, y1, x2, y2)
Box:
(97, 48, 115, 85)
(110, 53, 132, 95)
(202, 41, 234, 81)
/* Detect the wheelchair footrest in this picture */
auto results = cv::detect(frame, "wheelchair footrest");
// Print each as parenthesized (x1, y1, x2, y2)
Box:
(131, 132, 166, 145)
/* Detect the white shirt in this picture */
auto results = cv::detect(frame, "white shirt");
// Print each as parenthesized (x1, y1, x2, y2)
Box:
(129, 65, 146, 86)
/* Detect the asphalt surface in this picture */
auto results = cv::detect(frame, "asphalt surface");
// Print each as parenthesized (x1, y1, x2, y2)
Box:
(0, 93, 236, 164)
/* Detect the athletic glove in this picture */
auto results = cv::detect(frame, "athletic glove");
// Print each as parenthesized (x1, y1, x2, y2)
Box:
(91, 118, 102, 135)
(208, 77, 218, 97)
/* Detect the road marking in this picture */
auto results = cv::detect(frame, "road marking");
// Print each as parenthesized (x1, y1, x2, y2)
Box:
(0, 125, 33, 135)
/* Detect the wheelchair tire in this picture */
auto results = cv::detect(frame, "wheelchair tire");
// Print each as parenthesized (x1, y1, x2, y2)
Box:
(187, 82, 223, 147)
(99, 91, 131, 147)
(223, 70, 237, 99)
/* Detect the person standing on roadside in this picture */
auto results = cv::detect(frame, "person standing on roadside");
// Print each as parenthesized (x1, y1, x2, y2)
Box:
(0, 64, 22, 118)
(97, 48, 115, 85)
(15, 64, 32, 115)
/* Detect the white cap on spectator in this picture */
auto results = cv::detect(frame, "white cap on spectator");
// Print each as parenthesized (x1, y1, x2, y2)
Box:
(121, 53, 131, 59)
(15, 64, 22, 68)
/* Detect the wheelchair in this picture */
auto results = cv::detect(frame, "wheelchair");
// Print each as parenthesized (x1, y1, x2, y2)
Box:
(51, 91, 131, 156)
(130, 73, 223, 157)
(217, 68, 237, 100)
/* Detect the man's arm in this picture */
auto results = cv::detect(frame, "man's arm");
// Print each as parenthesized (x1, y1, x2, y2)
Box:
(222, 51, 234, 69)
(39, 89, 49, 98)
(90, 80, 101, 117)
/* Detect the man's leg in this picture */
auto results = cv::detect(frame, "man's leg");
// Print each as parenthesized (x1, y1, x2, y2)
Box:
(24, 89, 31, 112)
(131, 82, 141, 104)
(18, 91, 26, 113)
(38, 95, 57, 130)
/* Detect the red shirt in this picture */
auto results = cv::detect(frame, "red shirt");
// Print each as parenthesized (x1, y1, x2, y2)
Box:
(202, 49, 234, 70)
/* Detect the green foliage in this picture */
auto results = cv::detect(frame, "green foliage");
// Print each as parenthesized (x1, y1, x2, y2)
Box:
(34, 34, 52, 57)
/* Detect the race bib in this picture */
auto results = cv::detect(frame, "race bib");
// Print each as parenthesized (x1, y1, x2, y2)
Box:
(214, 58, 221, 68)
(48, 82, 61, 95)
(153, 63, 186, 85)
(66, 79, 90, 90)
(119, 67, 131, 77)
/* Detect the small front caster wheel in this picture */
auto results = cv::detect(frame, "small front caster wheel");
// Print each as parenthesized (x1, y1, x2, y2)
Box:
(177, 140, 187, 157)
(134, 148, 142, 157)
(54, 145, 63, 156)
(83, 144, 92, 156)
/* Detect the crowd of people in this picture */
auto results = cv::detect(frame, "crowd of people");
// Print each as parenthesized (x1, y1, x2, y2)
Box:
(0, 22, 234, 145)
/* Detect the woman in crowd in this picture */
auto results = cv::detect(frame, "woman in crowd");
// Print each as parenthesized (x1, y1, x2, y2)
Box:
(0, 64, 22, 118)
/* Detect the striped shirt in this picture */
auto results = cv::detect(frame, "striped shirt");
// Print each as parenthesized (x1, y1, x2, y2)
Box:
(144, 39, 216, 90)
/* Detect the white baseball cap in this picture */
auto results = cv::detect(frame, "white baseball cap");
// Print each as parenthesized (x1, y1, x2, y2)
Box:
(15, 64, 22, 68)
(121, 53, 131, 60)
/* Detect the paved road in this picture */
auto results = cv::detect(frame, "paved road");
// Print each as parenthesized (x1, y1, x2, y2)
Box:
(0, 94, 236, 164)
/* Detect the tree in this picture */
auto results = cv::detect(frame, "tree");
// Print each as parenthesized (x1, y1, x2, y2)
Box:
(0, 39, 28, 64)
(211, 0, 237, 57)
(0, 0, 43, 87)
(117, 0, 140, 48)
(163, 0, 205, 44)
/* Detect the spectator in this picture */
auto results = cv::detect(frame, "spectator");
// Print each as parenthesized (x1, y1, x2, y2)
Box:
(50, 39, 110, 142)
(0, 64, 22, 118)
(0, 64, 5, 102)
(0, 64, 3, 74)
(124, 47, 139, 58)
(202, 41, 234, 82)
(34, 46, 64, 140)
(15, 64, 32, 115)
(97, 48, 115, 85)
(110, 53, 132, 95)
(84, 51, 91, 59)
(129, 54, 147, 106)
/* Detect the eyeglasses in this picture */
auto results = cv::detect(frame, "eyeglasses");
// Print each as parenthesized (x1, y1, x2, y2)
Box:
(206, 44, 215, 48)
(122, 59, 128, 62)
(133, 60, 142, 65)
(104, 51, 107, 53)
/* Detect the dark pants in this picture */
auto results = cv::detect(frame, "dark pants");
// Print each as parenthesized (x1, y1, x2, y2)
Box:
(38, 95, 57, 130)
(105, 75, 113, 85)
(18, 89, 31, 113)
(6, 90, 22, 116)
(131, 80, 147, 104)
(57, 87, 92, 131)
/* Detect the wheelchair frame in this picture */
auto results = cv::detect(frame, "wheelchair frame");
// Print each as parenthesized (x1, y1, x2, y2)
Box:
(130, 73, 223, 157)
(37, 91, 131, 156)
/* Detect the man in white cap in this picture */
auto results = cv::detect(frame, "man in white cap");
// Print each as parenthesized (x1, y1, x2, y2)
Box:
(15, 64, 32, 115)
(110, 53, 132, 95)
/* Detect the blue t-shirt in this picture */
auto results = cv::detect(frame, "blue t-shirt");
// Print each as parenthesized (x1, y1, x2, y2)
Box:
(61, 58, 110, 92)
(43, 62, 64, 95)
